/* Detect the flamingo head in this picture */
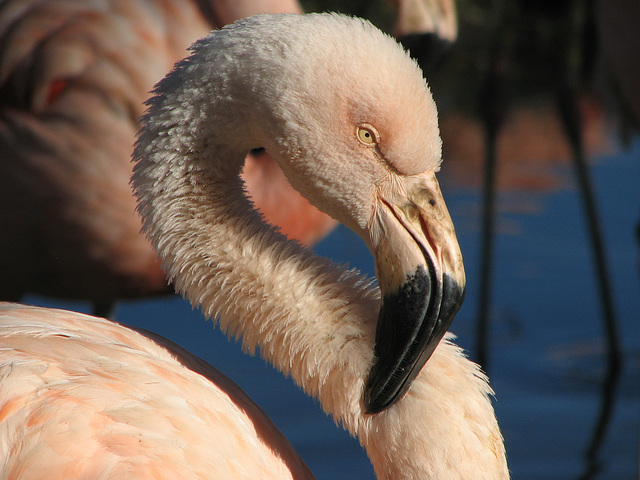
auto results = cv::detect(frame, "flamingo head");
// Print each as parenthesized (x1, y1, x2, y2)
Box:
(248, 16, 465, 413)
(238, 14, 466, 413)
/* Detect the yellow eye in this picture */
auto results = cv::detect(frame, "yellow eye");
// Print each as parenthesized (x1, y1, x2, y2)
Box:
(357, 125, 377, 146)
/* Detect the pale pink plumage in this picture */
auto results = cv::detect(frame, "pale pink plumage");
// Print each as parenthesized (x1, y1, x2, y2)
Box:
(0, 303, 313, 479)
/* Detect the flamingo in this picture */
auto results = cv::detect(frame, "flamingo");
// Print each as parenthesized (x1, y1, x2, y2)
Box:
(0, 12, 508, 479)
(0, 0, 333, 317)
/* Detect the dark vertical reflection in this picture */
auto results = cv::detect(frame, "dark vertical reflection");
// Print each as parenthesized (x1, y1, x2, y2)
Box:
(475, 0, 509, 372)
(556, 1, 622, 477)
(575, 363, 621, 480)
(557, 0, 621, 375)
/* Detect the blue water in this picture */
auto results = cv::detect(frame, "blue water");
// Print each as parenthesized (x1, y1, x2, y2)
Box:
(26, 141, 640, 478)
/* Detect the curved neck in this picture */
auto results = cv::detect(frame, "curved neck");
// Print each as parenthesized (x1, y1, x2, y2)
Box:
(183, 157, 381, 397)
(135, 93, 380, 433)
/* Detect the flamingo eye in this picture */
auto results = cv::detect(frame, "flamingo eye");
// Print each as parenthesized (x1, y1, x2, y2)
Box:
(357, 125, 378, 146)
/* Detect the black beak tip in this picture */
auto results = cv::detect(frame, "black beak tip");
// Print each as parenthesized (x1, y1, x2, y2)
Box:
(364, 272, 465, 415)
(364, 376, 396, 415)
(363, 361, 397, 414)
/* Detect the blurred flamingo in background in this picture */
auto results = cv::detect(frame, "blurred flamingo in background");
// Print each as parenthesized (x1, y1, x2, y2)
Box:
(0, 0, 454, 317)
(389, 0, 457, 72)
(0, 0, 332, 317)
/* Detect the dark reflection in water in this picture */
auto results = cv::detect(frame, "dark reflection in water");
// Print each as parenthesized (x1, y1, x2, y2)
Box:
(577, 362, 620, 480)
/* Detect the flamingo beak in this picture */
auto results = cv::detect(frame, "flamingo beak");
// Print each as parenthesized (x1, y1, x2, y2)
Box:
(364, 171, 465, 414)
